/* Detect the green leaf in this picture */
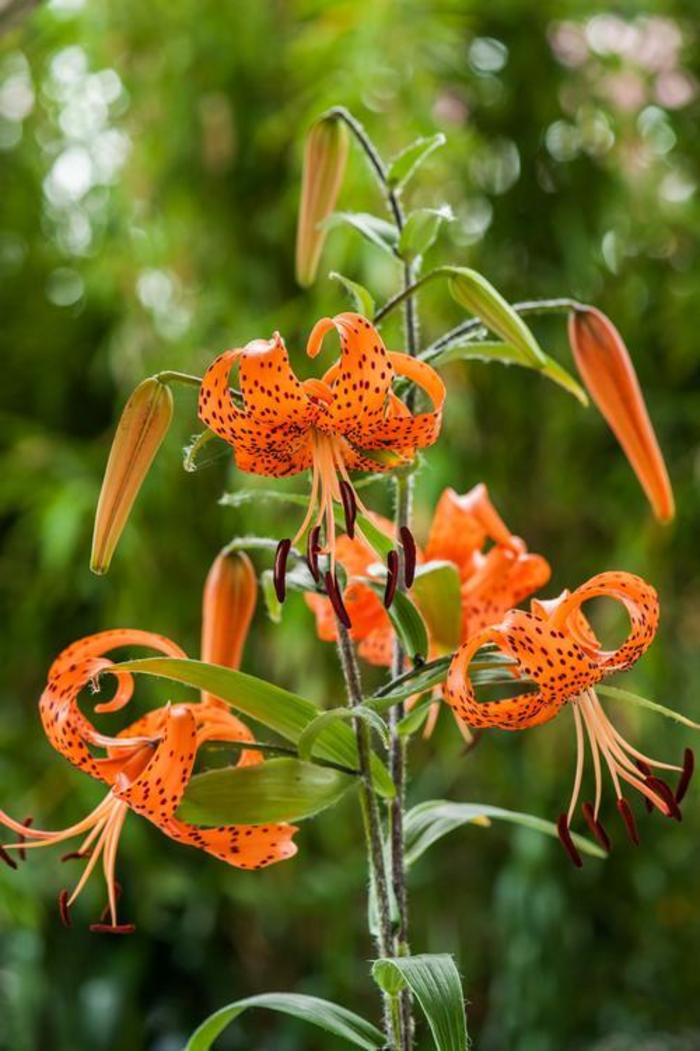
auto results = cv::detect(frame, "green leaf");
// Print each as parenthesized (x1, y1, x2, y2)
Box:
(398, 206, 453, 263)
(298, 707, 390, 762)
(178, 758, 353, 825)
(404, 800, 607, 867)
(424, 339, 586, 405)
(324, 211, 399, 256)
(330, 271, 376, 318)
(411, 561, 462, 651)
(397, 695, 434, 736)
(447, 267, 547, 368)
(183, 429, 230, 472)
(387, 133, 446, 191)
(372, 954, 468, 1051)
(108, 658, 395, 798)
(597, 684, 700, 730)
(366, 650, 517, 710)
(361, 579, 429, 663)
(185, 992, 385, 1051)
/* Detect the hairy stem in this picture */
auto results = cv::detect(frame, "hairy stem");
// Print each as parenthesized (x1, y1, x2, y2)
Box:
(335, 620, 398, 1048)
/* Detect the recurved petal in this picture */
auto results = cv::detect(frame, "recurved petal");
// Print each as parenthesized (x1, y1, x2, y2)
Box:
(40, 630, 186, 781)
(307, 313, 396, 439)
(444, 611, 597, 731)
(113, 704, 197, 821)
(568, 306, 674, 523)
(548, 570, 659, 675)
(425, 485, 515, 574)
(159, 815, 298, 869)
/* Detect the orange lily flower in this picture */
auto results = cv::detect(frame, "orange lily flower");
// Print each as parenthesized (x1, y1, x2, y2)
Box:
(0, 555, 297, 932)
(305, 484, 550, 667)
(197, 312, 445, 620)
(444, 571, 693, 865)
(568, 306, 674, 523)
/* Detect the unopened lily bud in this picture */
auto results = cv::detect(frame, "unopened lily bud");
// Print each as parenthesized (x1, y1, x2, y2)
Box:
(90, 377, 173, 574)
(295, 113, 349, 287)
(201, 549, 257, 688)
(568, 306, 674, 523)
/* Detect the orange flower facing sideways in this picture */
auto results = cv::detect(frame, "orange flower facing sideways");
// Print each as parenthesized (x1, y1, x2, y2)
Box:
(444, 571, 694, 865)
(198, 312, 445, 620)
(305, 483, 551, 668)
(0, 551, 297, 932)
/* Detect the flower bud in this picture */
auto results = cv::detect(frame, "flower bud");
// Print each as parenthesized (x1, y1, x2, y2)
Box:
(568, 306, 674, 523)
(295, 114, 349, 287)
(90, 377, 173, 574)
(201, 549, 257, 702)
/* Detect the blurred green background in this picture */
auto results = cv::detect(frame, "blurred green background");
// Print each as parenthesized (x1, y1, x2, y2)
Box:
(1, 0, 700, 1048)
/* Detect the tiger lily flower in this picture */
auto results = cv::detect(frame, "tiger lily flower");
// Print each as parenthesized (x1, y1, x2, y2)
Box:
(444, 571, 693, 865)
(0, 553, 297, 932)
(306, 483, 550, 667)
(568, 306, 674, 523)
(197, 312, 445, 621)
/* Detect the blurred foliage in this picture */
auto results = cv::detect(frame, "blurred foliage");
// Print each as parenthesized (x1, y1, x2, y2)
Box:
(1, 1, 700, 1049)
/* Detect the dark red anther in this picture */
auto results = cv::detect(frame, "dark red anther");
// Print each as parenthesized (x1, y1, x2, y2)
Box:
(616, 797, 640, 846)
(273, 538, 291, 603)
(306, 524, 321, 582)
(89, 923, 136, 935)
(556, 813, 583, 868)
(339, 480, 357, 539)
(384, 550, 399, 609)
(399, 526, 417, 588)
(61, 850, 87, 862)
(58, 889, 72, 927)
(18, 817, 33, 862)
(324, 572, 351, 629)
(0, 843, 17, 870)
(676, 748, 695, 804)
(645, 776, 682, 821)
(581, 802, 611, 852)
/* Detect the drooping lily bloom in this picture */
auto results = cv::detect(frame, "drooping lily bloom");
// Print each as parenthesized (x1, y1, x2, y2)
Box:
(197, 312, 445, 618)
(568, 306, 674, 523)
(0, 555, 297, 932)
(444, 571, 693, 865)
(305, 484, 550, 667)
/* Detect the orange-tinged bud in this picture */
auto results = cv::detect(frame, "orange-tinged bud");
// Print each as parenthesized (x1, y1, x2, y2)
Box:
(201, 549, 257, 691)
(569, 306, 674, 523)
(90, 377, 173, 574)
(295, 114, 349, 287)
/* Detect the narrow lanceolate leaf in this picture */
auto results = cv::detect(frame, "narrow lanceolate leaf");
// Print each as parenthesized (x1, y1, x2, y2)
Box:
(597, 685, 700, 730)
(387, 133, 446, 191)
(90, 377, 173, 574)
(297, 707, 390, 762)
(330, 271, 376, 318)
(296, 113, 350, 287)
(109, 657, 395, 798)
(185, 993, 386, 1051)
(361, 580, 429, 664)
(568, 305, 674, 521)
(412, 561, 462, 651)
(404, 800, 606, 867)
(367, 651, 517, 710)
(423, 339, 587, 405)
(372, 955, 468, 1051)
(447, 267, 547, 368)
(178, 759, 353, 825)
(398, 205, 453, 263)
(323, 211, 400, 257)
(261, 568, 283, 623)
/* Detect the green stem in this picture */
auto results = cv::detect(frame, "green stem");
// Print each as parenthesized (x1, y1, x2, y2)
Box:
(335, 620, 398, 1049)
(421, 296, 584, 362)
(155, 370, 203, 388)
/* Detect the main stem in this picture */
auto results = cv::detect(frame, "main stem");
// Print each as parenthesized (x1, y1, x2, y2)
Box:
(335, 620, 399, 1047)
